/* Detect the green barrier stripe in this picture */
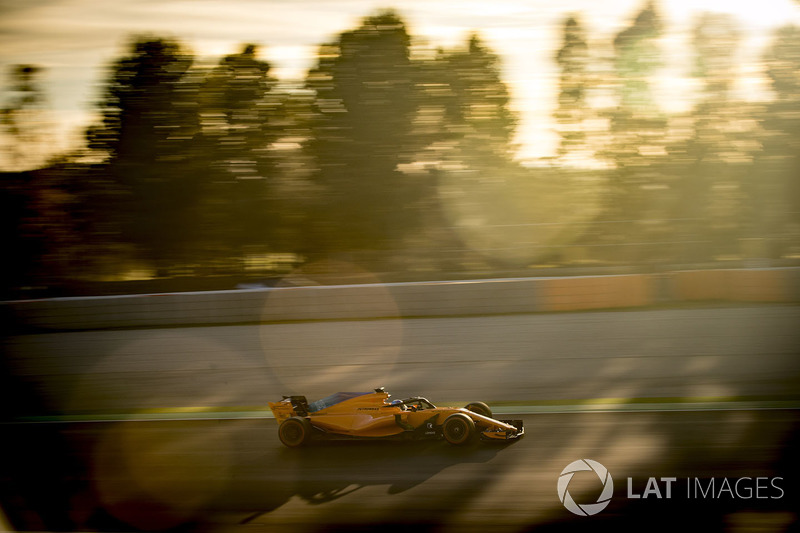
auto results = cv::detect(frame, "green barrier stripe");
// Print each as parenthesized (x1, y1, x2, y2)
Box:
(7, 395, 800, 423)
(137, 405, 271, 414)
(486, 395, 800, 407)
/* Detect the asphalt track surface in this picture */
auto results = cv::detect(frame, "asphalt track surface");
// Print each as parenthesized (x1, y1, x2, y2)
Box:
(3, 305, 800, 531)
(5, 306, 800, 415)
(3, 410, 799, 532)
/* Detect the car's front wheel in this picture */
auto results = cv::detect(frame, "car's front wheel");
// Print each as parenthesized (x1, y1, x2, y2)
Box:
(279, 417, 312, 448)
(442, 413, 475, 445)
(464, 401, 492, 418)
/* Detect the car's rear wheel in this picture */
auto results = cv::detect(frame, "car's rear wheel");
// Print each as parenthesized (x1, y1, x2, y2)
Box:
(279, 417, 312, 448)
(464, 401, 492, 418)
(443, 413, 475, 445)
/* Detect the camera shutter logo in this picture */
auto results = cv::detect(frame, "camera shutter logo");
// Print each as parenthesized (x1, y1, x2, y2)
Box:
(558, 459, 614, 516)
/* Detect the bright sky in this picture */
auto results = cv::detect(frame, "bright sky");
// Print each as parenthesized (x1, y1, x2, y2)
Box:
(1, 0, 799, 166)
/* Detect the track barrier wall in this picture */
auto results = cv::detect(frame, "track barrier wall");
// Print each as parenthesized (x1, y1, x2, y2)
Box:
(4, 268, 799, 331)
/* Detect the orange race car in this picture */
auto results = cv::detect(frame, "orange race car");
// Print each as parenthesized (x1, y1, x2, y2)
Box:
(268, 387, 524, 447)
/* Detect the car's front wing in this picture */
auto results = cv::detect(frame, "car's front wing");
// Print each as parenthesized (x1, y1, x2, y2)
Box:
(480, 418, 525, 441)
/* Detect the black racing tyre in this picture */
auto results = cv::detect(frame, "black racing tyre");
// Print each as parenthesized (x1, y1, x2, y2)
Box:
(279, 417, 312, 448)
(442, 413, 475, 445)
(464, 401, 492, 418)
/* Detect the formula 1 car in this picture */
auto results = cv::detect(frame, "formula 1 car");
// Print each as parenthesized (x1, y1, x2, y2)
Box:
(268, 387, 524, 447)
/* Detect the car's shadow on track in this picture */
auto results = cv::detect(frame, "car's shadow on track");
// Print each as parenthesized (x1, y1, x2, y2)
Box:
(1, 418, 522, 532)
(235, 436, 519, 525)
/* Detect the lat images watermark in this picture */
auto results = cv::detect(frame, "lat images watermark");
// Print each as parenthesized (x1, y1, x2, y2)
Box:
(557, 459, 614, 516)
(558, 460, 785, 517)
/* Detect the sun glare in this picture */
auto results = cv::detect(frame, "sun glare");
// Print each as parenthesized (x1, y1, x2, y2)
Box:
(2, 0, 799, 168)
(664, 0, 800, 28)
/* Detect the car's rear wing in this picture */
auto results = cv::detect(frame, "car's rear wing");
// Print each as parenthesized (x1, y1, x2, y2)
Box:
(268, 395, 311, 422)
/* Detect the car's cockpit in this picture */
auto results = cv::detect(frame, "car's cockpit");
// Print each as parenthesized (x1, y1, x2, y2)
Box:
(388, 397, 436, 411)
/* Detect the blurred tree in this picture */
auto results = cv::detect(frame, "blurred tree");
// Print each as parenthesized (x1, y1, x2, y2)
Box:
(437, 33, 517, 168)
(1, 169, 41, 296)
(1, 66, 105, 294)
(344, 31, 520, 271)
(424, 33, 528, 269)
(677, 13, 758, 262)
(200, 44, 283, 265)
(601, 1, 669, 264)
(553, 16, 592, 164)
(203, 44, 275, 178)
(87, 37, 206, 274)
(692, 13, 740, 97)
(611, 2, 663, 127)
(305, 10, 426, 259)
(1, 66, 46, 292)
(1, 64, 49, 171)
(0, 158, 119, 297)
(757, 25, 800, 258)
